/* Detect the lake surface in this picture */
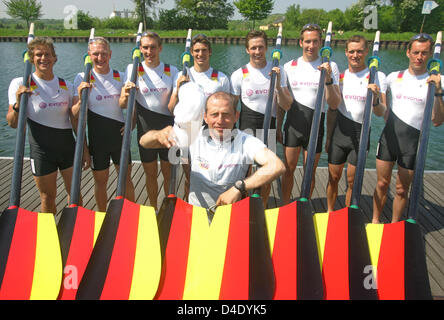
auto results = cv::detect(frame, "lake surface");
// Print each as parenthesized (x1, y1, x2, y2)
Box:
(1, 41, 443, 170)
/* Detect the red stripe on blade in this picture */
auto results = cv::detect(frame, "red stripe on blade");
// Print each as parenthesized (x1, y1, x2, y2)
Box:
(322, 207, 350, 300)
(377, 221, 405, 300)
(59, 206, 96, 300)
(219, 198, 249, 300)
(100, 199, 139, 300)
(0, 208, 37, 299)
(156, 198, 193, 300)
(272, 202, 297, 299)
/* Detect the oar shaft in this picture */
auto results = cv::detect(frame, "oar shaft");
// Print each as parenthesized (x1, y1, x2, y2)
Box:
(9, 23, 35, 208)
(301, 22, 332, 199)
(350, 31, 381, 207)
(169, 28, 192, 196)
(116, 23, 144, 197)
(407, 31, 442, 220)
(69, 28, 95, 206)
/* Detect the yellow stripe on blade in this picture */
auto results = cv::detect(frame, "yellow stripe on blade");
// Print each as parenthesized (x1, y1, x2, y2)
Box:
(30, 213, 63, 300)
(313, 212, 329, 272)
(93, 211, 106, 247)
(265, 208, 280, 256)
(365, 223, 384, 281)
(128, 205, 161, 300)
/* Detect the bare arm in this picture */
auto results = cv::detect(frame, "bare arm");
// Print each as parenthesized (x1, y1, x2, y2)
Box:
(139, 125, 176, 149)
(430, 74, 444, 126)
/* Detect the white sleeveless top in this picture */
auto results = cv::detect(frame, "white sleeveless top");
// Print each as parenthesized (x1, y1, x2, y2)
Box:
(125, 61, 179, 116)
(74, 69, 125, 123)
(8, 73, 74, 129)
(338, 68, 387, 124)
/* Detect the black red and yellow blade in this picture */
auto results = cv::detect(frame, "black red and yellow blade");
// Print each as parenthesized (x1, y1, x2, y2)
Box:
(265, 200, 323, 299)
(56, 205, 106, 300)
(75, 198, 161, 300)
(366, 220, 432, 299)
(155, 196, 274, 300)
(0, 207, 62, 299)
(313, 207, 377, 299)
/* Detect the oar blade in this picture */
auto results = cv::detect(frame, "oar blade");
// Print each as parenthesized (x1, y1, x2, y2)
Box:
(314, 207, 377, 299)
(265, 200, 323, 299)
(56, 206, 105, 300)
(366, 221, 432, 300)
(76, 198, 161, 300)
(0, 207, 62, 300)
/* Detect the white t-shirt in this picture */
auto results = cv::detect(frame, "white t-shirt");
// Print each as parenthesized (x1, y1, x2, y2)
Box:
(174, 66, 231, 98)
(187, 127, 266, 209)
(8, 73, 74, 129)
(230, 61, 288, 117)
(284, 56, 340, 112)
(124, 61, 179, 116)
(387, 69, 444, 130)
(338, 68, 387, 124)
(74, 69, 125, 123)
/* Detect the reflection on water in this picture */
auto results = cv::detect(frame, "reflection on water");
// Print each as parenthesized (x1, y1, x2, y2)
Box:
(1, 42, 443, 170)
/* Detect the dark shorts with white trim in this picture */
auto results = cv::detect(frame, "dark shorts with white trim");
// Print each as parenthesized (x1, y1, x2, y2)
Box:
(136, 101, 174, 163)
(328, 111, 369, 166)
(283, 100, 324, 154)
(28, 118, 75, 177)
(376, 110, 419, 170)
(87, 109, 131, 171)
(239, 103, 276, 138)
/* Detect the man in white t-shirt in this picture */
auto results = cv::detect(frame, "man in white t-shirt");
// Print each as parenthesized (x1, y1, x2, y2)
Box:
(326, 35, 387, 212)
(139, 91, 285, 209)
(120, 31, 179, 210)
(278, 24, 342, 204)
(372, 34, 444, 223)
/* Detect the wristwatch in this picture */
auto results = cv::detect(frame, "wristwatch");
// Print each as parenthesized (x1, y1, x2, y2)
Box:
(12, 103, 19, 113)
(325, 79, 333, 85)
(234, 180, 247, 196)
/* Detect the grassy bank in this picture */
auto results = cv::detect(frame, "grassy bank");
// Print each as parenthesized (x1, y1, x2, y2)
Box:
(0, 28, 418, 41)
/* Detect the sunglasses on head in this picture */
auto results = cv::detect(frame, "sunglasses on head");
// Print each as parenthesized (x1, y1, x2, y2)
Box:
(410, 33, 433, 41)
(192, 33, 208, 40)
(142, 31, 160, 37)
(301, 23, 322, 32)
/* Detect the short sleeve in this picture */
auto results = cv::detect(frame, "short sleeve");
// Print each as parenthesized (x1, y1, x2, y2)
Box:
(8, 77, 23, 105)
(73, 73, 84, 97)
(230, 68, 243, 96)
(241, 132, 267, 164)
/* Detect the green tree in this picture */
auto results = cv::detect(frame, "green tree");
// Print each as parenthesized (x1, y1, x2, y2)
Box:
(234, 0, 274, 30)
(392, 0, 444, 33)
(132, 0, 163, 31)
(177, 0, 235, 29)
(284, 4, 301, 29)
(77, 10, 94, 30)
(326, 9, 345, 31)
(3, 0, 42, 28)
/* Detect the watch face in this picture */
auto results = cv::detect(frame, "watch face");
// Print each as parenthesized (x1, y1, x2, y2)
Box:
(235, 180, 245, 192)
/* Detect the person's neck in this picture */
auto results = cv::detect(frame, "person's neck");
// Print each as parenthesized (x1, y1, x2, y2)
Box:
(145, 60, 160, 68)
(250, 59, 267, 69)
(348, 64, 367, 73)
(194, 63, 210, 73)
(408, 66, 427, 76)
(302, 54, 319, 63)
(34, 70, 54, 81)
(94, 65, 110, 75)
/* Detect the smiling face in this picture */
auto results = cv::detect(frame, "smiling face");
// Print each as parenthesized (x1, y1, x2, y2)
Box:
(31, 45, 57, 76)
(89, 41, 111, 74)
(192, 42, 211, 70)
(345, 40, 368, 72)
(246, 37, 267, 68)
(407, 40, 432, 75)
(300, 30, 321, 62)
(204, 92, 239, 140)
(140, 36, 162, 67)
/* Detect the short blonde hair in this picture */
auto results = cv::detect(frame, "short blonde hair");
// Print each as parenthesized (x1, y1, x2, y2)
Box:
(89, 37, 111, 52)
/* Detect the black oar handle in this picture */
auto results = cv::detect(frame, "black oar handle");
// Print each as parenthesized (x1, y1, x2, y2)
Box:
(407, 31, 442, 221)
(300, 21, 333, 199)
(69, 28, 95, 206)
(350, 31, 381, 208)
(169, 29, 192, 196)
(9, 23, 35, 208)
(116, 23, 144, 198)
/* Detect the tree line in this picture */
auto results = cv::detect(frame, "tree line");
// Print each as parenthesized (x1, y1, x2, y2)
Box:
(2, 0, 443, 33)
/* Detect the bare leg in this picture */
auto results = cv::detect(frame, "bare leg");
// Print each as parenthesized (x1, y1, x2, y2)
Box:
(281, 146, 302, 205)
(34, 171, 58, 214)
(326, 162, 345, 212)
(302, 150, 322, 199)
(160, 160, 171, 197)
(392, 166, 414, 223)
(92, 168, 109, 212)
(143, 161, 159, 210)
(345, 163, 356, 207)
(372, 159, 395, 224)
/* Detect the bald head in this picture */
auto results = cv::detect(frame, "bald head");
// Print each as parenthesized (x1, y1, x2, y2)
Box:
(205, 91, 236, 114)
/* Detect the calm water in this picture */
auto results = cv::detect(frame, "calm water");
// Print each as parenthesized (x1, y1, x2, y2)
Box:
(1, 42, 443, 170)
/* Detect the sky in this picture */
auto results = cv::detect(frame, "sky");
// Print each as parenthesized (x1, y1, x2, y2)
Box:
(0, 0, 360, 20)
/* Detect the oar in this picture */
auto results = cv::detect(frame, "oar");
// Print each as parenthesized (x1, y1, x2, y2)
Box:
(56, 28, 107, 300)
(365, 32, 441, 300)
(0, 23, 63, 300)
(312, 31, 382, 300)
(76, 23, 161, 300)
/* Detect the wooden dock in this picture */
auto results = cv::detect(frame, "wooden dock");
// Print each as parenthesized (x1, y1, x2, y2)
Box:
(0, 157, 443, 299)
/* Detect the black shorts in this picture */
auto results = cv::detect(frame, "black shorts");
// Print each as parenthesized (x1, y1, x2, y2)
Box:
(28, 119, 75, 176)
(328, 111, 369, 166)
(87, 110, 131, 171)
(136, 102, 174, 163)
(239, 103, 276, 137)
(376, 111, 419, 170)
(283, 100, 325, 153)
